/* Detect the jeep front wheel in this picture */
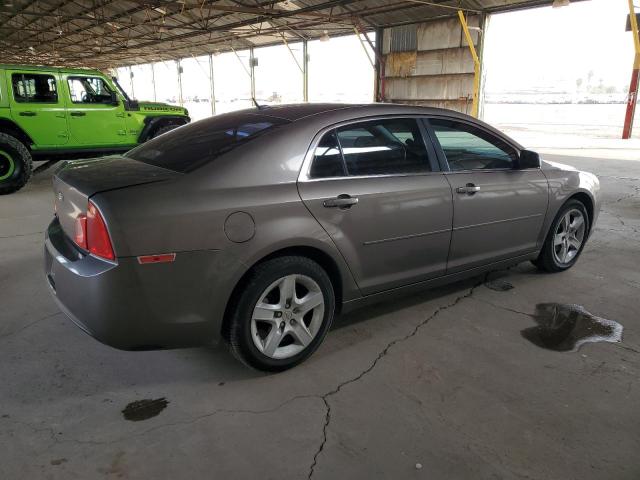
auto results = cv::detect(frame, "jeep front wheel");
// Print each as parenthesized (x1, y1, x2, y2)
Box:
(0, 133, 32, 195)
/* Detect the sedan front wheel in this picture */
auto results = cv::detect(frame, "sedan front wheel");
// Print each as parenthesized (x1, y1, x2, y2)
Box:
(535, 199, 590, 272)
(226, 256, 335, 371)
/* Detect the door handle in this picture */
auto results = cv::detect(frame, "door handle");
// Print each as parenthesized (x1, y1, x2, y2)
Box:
(70, 111, 86, 117)
(115, 112, 125, 118)
(19, 111, 36, 116)
(456, 183, 481, 195)
(323, 194, 359, 209)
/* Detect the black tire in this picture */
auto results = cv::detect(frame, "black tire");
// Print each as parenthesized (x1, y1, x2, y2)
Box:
(0, 132, 32, 195)
(150, 123, 178, 139)
(225, 256, 336, 372)
(535, 199, 590, 273)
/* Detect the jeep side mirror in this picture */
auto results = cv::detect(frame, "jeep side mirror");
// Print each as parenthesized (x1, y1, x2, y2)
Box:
(110, 91, 119, 106)
(519, 149, 540, 169)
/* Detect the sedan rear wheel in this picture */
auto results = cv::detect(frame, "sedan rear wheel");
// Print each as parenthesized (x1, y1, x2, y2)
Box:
(251, 274, 325, 360)
(226, 256, 335, 371)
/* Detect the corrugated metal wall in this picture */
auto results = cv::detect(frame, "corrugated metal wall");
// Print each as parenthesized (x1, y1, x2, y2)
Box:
(381, 16, 482, 114)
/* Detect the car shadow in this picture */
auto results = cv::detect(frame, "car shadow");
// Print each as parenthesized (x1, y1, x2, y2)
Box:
(331, 276, 484, 332)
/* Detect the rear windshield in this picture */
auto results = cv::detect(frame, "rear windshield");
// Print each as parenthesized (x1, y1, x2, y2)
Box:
(125, 113, 290, 173)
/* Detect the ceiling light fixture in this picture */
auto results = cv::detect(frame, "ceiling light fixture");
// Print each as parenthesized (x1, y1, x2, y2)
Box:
(320, 30, 330, 42)
(552, 0, 570, 7)
(153, 7, 167, 15)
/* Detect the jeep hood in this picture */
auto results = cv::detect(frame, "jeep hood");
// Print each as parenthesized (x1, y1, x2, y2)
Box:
(138, 102, 187, 115)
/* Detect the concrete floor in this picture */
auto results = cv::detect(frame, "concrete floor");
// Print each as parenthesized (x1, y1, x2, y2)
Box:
(1, 154, 638, 479)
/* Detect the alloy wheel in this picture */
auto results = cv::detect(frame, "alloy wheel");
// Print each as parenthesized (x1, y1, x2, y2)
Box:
(552, 208, 586, 265)
(250, 274, 325, 359)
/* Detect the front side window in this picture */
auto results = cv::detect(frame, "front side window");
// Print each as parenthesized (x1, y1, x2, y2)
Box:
(125, 113, 290, 173)
(68, 77, 114, 104)
(12, 73, 58, 103)
(430, 118, 517, 171)
(336, 118, 431, 176)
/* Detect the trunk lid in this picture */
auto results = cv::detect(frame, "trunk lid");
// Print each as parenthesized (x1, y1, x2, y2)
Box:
(53, 155, 179, 240)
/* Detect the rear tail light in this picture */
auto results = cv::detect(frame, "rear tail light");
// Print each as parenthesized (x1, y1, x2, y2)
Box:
(74, 214, 87, 249)
(73, 200, 115, 261)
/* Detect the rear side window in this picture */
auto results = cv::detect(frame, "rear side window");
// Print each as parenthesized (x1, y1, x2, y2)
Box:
(310, 131, 345, 178)
(12, 73, 58, 103)
(430, 118, 517, 171)
(125, 113, 290, 173)
(309, 118, 431, 179)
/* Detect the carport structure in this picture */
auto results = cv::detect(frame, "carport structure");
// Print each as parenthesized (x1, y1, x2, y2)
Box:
(1, 0, 574, 117)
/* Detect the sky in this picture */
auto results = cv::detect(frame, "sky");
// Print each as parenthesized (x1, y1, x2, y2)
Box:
(483, 0, 636, 94)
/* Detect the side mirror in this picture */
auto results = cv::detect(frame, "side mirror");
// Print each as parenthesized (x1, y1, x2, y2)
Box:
(110, 91, 119, 106)
(519, 149, 540, 169)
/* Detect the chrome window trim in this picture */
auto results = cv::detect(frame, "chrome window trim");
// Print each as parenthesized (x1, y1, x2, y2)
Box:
(298, 114, 442, 183)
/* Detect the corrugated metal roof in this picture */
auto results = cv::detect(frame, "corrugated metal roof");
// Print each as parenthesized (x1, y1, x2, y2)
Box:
(0, 0, 574, 69)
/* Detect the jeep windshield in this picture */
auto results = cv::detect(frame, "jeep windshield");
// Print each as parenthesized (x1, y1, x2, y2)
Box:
(124, 113, 291, 173)
(111, 76, 132, 103)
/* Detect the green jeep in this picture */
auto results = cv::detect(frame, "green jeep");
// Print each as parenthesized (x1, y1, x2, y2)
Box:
(0, 64, 190, 194)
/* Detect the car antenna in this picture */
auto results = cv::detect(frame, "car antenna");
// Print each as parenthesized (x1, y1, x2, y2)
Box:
(252, 97, 265, 110)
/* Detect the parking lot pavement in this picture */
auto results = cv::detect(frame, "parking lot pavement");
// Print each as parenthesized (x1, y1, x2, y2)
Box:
(1, 154, 638, 479)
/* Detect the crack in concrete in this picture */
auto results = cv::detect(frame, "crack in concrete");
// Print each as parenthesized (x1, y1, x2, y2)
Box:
(0, 312, 62, 341)
(0, 230, 45, 239)
(307, 276, 487, 479)
(600, 209, 639, 234)
(32, 278, 486, 470)
(597, 175, 640, 182)
(33, 394, 320, 455)
(473, 298, 536, 319)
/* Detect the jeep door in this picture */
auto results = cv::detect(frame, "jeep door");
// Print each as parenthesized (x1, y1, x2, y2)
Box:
(8, 70, 69, 146)
(298, 117, 453, 295)
(63, 75, 128, 146)
(426, 117, 548, 272)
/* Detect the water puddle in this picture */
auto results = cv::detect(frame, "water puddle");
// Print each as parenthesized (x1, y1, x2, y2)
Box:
(122, 398, 168, 421)
(486, 280, 514, 292)
(521, 303, 623, 352)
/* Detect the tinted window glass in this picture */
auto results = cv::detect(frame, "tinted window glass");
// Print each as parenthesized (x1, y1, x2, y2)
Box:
(310, 131, 345, 178)
(336, 118, 430, 176)
(125, 113, 290, 173)
(12, 73, 58, 103)
(430, 119, 517, 171)
(68, 76, 114, 104)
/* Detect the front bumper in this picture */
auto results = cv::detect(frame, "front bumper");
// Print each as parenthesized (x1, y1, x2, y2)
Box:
(44, 218, 231, 350)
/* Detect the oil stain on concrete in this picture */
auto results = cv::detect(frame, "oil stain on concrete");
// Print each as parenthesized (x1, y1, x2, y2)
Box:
(122, 398, 169, 421)
(485, 280, 514, 292)
(521, 303, 623, 352)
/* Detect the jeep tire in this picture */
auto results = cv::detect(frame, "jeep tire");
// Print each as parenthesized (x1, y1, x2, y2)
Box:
(0, 133, 32, 195)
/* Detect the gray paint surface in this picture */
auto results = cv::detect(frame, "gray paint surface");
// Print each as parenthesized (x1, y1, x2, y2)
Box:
(45, 104, 599, 350)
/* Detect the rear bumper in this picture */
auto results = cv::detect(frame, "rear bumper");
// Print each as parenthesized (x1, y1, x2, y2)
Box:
(44, 218, 233, 350)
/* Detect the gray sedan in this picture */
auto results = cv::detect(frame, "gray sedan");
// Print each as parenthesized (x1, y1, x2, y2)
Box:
(44, 104, 600, 371)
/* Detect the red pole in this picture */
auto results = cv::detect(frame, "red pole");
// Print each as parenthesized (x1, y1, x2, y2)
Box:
(622, 66, 639, 139)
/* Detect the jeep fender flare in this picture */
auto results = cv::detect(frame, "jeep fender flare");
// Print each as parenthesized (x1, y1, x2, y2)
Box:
(138, 116, 190, 143)
(0, 118, 33, 148)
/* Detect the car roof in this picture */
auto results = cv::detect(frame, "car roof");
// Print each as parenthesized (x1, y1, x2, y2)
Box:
(235, 102, 475, 123)
(0, 64, 105, 76)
